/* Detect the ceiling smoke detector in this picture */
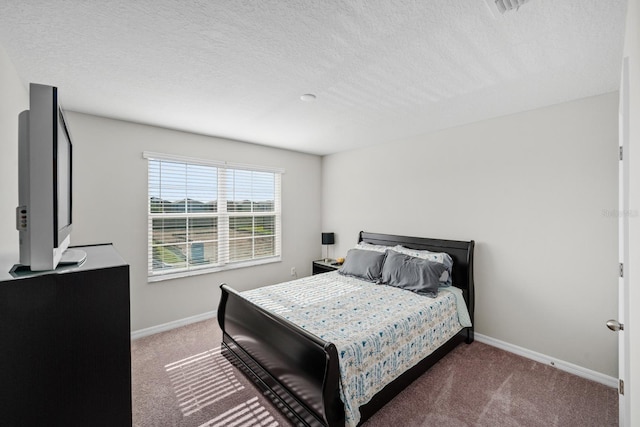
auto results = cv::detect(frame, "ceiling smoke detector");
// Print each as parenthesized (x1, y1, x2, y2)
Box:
(485, 0, 531, 16)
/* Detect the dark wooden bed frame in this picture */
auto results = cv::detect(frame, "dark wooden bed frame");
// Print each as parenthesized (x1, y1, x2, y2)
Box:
(217, 231, 475, 426)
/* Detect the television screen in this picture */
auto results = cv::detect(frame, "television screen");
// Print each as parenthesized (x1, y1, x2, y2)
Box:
(56, 107, 72, 246)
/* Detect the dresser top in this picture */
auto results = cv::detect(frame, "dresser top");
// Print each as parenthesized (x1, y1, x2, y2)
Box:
(0, 243, 126, 282)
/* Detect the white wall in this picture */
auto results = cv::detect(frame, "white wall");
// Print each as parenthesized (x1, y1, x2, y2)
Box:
(65, 112, 322, 331)
(0, 45, 27, 257)
(623, 0, 640, 422)
(322, 93, 619, 377)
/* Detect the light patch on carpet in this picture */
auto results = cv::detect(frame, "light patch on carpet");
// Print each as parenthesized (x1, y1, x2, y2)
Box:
(198, 396, 279, 427)
(165, 347, 245, 417)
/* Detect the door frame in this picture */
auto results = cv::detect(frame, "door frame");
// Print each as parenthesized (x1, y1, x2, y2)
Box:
(618, 55, 631, 427)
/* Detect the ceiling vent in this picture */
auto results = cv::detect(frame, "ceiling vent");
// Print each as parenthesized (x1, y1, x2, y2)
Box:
(484, 0, 532, 16)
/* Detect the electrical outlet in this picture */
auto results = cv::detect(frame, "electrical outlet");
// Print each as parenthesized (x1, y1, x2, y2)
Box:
(290, 267, 296, 276)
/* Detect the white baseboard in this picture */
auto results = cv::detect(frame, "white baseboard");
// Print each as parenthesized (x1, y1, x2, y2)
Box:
(475, 333, 618, 389)
(130, 315, 618, 389)
(131, 310, 217, 340)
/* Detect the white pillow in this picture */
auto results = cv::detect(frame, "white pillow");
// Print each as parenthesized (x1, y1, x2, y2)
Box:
(354, 242, 388, 253)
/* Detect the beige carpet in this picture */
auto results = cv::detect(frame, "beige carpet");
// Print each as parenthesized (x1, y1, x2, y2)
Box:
(131, 318, 617, 426)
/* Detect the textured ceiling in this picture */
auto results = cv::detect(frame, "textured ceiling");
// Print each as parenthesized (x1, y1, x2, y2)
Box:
(0, 0, 627, 155)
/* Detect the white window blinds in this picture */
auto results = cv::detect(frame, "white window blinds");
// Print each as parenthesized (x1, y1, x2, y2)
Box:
(144, 152, 282, 281)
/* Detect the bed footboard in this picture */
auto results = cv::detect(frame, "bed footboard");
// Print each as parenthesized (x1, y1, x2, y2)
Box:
(218, 284, 344, 427)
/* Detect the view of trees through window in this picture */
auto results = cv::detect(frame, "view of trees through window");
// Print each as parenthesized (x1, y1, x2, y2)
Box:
(148, 159, 279, 275)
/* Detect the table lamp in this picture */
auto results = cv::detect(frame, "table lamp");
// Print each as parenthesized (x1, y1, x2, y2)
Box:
(322, 232, 335, 262)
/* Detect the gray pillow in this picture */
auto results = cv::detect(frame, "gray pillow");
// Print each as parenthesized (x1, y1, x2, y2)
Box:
(381, 249, 447, 297)
(338, 248, 386, 282)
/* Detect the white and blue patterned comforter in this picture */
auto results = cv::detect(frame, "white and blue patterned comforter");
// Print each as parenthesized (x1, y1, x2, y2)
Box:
(241, 271, 471, 427)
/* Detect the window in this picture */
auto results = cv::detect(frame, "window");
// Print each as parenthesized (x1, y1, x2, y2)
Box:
(144, 152, 282, 281)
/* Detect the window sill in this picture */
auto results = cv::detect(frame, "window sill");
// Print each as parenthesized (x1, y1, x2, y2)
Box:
(147, 256, 281, 283)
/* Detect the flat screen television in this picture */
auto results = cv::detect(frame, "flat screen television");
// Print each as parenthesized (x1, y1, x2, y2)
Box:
(16, 83, 85, 271)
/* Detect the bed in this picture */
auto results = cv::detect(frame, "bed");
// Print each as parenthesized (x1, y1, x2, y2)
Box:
(217, 231, 475, 426)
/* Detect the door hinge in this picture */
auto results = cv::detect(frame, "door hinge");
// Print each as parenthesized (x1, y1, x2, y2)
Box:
(620, 263, 624, 278)
(620, 146, 623, 160)
(619, 379, 624, 395)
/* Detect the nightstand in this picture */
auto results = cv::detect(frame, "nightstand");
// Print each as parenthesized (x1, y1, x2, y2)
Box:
(312, 259, 342, 275)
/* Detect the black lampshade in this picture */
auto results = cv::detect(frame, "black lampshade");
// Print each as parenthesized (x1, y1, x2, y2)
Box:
(321, 232, 335, 245)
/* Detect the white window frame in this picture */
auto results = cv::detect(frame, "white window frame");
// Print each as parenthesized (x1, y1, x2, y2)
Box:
(144, 151, 283, 282)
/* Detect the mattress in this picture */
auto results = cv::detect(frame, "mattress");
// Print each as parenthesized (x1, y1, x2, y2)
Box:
(241, 271, 471, 427)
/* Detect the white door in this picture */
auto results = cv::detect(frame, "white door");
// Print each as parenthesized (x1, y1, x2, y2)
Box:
(613, 55, 631, 427)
